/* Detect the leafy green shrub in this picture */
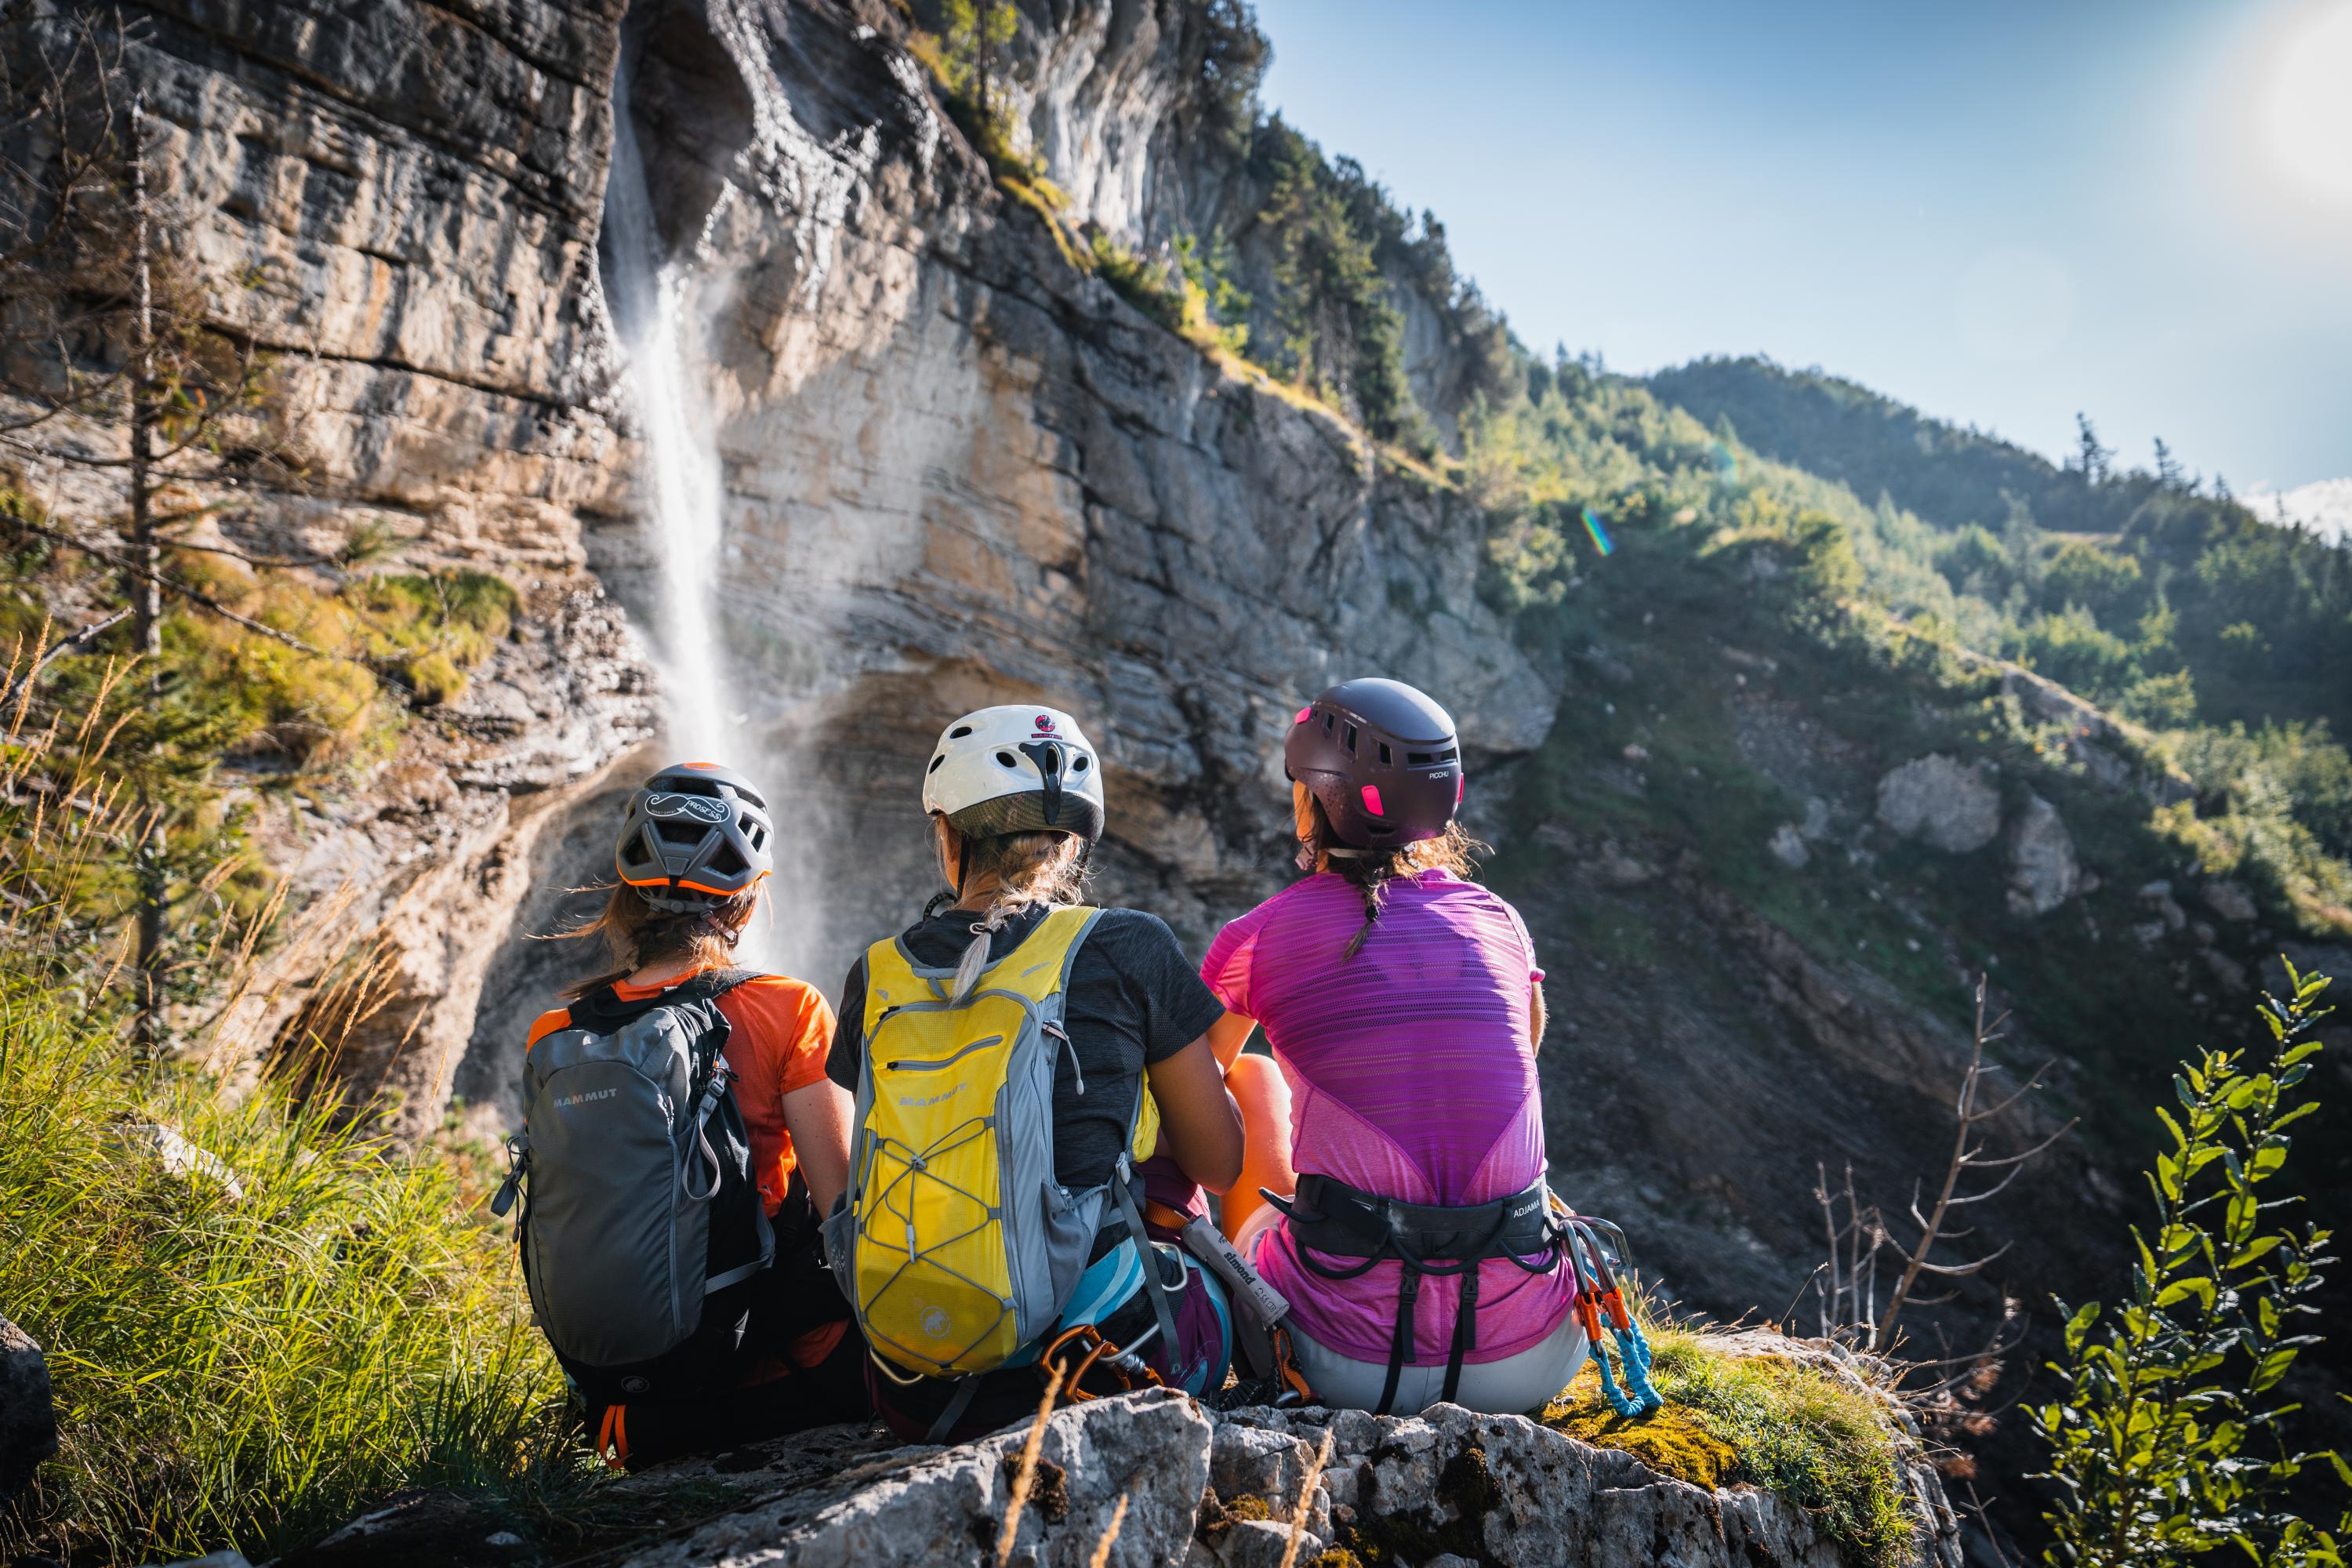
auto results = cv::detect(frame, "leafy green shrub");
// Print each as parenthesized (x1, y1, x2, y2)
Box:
(2024, 603, 2140, 699)
(2032, 964, 2347, 1566)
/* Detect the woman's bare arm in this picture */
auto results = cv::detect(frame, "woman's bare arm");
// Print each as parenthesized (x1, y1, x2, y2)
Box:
(1146, 1036, 1246, 1193)
(782, 1078, 855, 1215)
(1204, 1009, 1257, 1072)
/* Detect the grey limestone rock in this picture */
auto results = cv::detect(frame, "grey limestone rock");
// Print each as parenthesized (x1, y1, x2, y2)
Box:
(2005, 793, 2081, 916)
(613, 1388, 1210, 1568)
(1, 1314, 58, 1507)
(2203, 880, 2259, 923)
(1215, 1399, 1962, 1568)
(1875, 755, 2002, 855)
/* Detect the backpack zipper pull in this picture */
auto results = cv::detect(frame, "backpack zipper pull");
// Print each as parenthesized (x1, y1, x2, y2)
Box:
(1043, 1021, 1083, 1094)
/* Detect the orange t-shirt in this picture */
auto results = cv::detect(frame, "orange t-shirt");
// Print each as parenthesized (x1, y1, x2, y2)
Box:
(526, 971, 836, 1218)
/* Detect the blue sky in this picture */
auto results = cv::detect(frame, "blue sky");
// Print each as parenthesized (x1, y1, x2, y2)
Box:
(1253, 0, 2352, 493)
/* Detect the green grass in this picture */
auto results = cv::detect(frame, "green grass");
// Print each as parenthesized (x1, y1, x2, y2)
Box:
(0, 964, 569, 1563)
(1542, 1327, 1915, 1568)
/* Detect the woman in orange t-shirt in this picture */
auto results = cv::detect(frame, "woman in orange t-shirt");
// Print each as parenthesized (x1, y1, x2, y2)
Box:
(526, 762, 866, 1465)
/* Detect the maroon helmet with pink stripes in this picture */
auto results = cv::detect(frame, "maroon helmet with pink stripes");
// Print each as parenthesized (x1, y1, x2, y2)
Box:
(1283, 677, 1463, 850)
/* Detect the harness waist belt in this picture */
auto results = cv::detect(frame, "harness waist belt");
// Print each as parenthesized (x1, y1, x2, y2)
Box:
(1265, 1173, 1568, 1417)
(1275, 1174, 1559, 1266)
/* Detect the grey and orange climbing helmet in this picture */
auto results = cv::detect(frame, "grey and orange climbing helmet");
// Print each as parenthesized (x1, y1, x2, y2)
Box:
(615, 761, 774, 912)
(921, 704, 1106, 844)
(1285, 678, 1462, 849)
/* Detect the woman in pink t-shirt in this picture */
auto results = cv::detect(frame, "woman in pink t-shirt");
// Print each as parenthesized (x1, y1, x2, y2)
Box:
(1203, 679, 1584, 1416)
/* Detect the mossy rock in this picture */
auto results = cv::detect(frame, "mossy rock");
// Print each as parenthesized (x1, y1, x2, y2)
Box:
(1540, 1367, 1740, 1489)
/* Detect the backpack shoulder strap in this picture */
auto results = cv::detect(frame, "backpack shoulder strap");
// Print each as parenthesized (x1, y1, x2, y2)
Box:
(984, 905, 1100, 1004)
(862, 935, 923, 1039)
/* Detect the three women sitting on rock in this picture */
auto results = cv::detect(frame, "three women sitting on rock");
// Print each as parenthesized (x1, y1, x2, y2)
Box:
(520, 678, 1576, 1464)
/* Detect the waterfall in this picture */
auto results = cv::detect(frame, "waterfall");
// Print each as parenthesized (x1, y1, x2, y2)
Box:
(602, 56, 729, 764)
(598, 53, 822, 982)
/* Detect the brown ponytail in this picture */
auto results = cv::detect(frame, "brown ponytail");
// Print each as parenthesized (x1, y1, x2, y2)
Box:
(552, 881, 761, 1000)
(940, 829, 1088, 1003)
(1298, 805, 1486, 960)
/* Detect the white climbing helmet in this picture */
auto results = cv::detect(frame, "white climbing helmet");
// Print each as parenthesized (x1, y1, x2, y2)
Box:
(921, 704, 1106, 844)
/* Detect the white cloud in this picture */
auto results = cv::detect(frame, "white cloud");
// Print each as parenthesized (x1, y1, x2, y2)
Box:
(2239, 477, 2352, 543)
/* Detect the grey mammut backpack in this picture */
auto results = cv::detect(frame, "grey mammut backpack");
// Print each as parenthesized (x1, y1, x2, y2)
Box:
(494, 970, 772, 1404)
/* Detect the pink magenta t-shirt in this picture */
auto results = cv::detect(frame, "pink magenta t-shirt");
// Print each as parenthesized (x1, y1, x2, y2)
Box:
(1202, 868, 1577, 1365)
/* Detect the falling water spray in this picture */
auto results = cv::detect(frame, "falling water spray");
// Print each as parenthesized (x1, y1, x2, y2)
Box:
(603, 56, 729, 764)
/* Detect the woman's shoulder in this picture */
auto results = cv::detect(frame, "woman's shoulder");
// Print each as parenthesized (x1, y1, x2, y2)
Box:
(1083, 906, 1182, 948)
(1250, 873, 1361, 927)
(728, 971, 828, 1005)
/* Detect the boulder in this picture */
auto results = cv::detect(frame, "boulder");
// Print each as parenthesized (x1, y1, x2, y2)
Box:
(2005, 793, 2080, 916)
(1875, 756, 2001, 855)
(1768, 822, 1811, 869)
(2202, 880, 2259, 924)
(1210, 1401, 1962, 1568)
(614, 1388, 1211, 1568)
(1, 1314, 59, 1507)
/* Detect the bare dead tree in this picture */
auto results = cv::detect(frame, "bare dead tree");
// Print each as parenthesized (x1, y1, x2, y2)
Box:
(0, 7, 319, 1057)
(1809, 979, 2074, 1371)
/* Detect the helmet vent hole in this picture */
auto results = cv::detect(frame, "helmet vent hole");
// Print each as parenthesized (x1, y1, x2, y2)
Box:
(654, 821, 704, 844)
(1073, 755, 1089, 771)
(949, 725, 975, 739)
(664, 778, 722, 797)
(1407, 751, 1432, 764)
(709, 843, 747, 875)
(995, 750, 1018, 768)
(1343, 724, 1358, 753)
(927, 754, 945, 774)
(747, 825, 767, 851)
(1322, 713, 1334, 735)
(1377, 742, 1392, 764)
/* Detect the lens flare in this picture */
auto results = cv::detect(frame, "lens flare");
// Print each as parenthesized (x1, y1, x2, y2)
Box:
(1580, 506, 1616, 557)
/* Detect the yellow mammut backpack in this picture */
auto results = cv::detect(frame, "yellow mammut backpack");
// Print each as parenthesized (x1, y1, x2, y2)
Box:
(824, 906, 1165, 1381)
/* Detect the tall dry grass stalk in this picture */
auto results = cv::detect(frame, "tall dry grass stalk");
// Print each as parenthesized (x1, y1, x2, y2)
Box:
(996, 1364, 1068, 1566)
(1276, 1428, 1335, 1568)
(1085, 1491, 1129, 1568)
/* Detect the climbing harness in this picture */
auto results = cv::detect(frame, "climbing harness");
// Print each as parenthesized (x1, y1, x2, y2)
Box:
(1563, 1212, 1662, 1417)
(1267, 1173, 1566, 1415)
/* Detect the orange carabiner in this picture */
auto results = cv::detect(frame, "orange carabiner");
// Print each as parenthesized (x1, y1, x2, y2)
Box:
(1269, 1322, 1315, 1407)
(1043, 1322, 1165, 1400)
